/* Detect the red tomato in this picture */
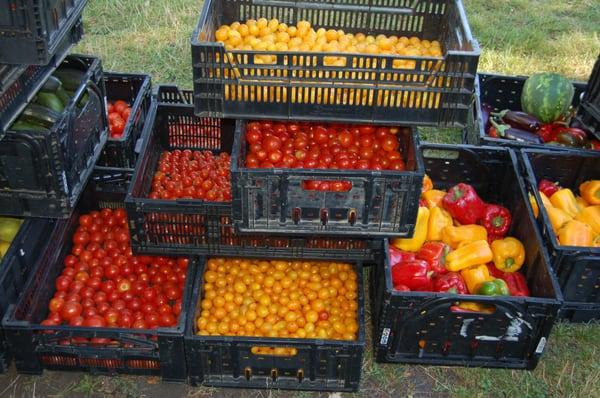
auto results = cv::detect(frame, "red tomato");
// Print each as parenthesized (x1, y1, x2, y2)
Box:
(68, 316, 85, 327)
(74, 271, 90, 282)
(173, 300, 182, 316)
(104, 309, 119, 326)
(132, 319, 147, 329)
(56, 276, 72, 292)
(104, 264, 119, 280)
(82, 308, 99, 318)
(145, 312, 160, 328)
(93, 291, 107, 304)
(113, 100, 129, 114)
(72, 230, 90, 245)
(159, 313, 176, 327)
(101, 280, 116, 295)
(64, 255, 78, 268)
(61, 302, 82, 321)
(84, 315, 106, 328)
(118, 312, 133, 328)
(48, 298, 65, 313)
(96, 302, 111, 315)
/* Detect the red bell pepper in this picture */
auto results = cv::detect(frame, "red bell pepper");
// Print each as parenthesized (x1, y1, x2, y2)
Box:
(391, 259, 433, 291)
(538, 123, 560, 143)
(416, 242, 449, 274)
(486, 264, 529, 296)
(442, 183, 486, 225)
(394, 284, 410, 292)
(419, 198, 428, 207)
(538, 179, 560, 197)
(481, 204, 511, 237)
(432, 272, 467, 294)
(389, 245, 416, 267)
(591, 139, 600, 151)
(487, 234, 502, 245)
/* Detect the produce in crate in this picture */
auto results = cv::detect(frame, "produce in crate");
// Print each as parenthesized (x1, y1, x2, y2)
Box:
(243, 121, 407, 191)
(149, 149, 231, 201)
(214, 18, 442, 66)
(389, 179, 529, 298)
(482, 72, 600, 149)
(40, 207, 188, 333)
(196, 258, 359, 342)
(107, 100, 131, 138)
(9, 67, 87, 133)
(532, 179, 600, 247)
(0, 217, 22, 260)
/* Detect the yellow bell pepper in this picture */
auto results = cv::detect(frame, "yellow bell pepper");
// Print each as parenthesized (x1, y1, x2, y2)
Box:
(595, 235, 600, 248)
(456, 301, 495, 314)
(576, 196, 590, 209)
(441, 224, 488, 249)
(539, 191, 553, 210)
(421, 174, 433, 194)
(460, 264, 493, 294)
(491, 237, 525, 273)
(575, 206, 600, 234)
(391, 206, 429, 252)
(427, 207, 453, 241)
(422, 189, 446, 209)
(579, 180, 600, 205)
(546, 207, 573, 233)
(445, 240, 493, 272)
(550, 189, 582, 218)
(558, 220, 594, 247)
(529, 193, 539, 218)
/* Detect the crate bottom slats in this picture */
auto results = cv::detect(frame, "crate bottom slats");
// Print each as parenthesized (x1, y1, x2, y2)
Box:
(185, 258, 366, 392)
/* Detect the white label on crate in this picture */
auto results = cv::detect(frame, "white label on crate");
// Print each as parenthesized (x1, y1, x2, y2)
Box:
(380, 328, 391, 345)
(535, 337, 547, 354)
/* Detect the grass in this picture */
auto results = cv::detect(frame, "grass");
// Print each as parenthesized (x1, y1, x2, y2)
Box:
(42, 0, 600, 397)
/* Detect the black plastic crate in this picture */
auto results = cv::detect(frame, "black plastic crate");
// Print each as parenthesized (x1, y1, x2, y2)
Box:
(0, 217, 56, 373)
(0, 54, 109, 218)
(97, 72, 152, 168)
(126, 88, 381, 260)
(185, 257, 366, 391)
(191, 0, 479, 127)
(521, 149, 600, 322)
(577, 55, 600, 137)
(0, 0, 86, 65)
(155, 84, 194, 105)
(463, 72, 597, 152)
(231, 123, 424, 237)
(371, 144, 562, 369)
(2, 168, 197, 382)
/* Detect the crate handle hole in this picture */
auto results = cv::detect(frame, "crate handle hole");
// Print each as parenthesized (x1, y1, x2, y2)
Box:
(292, 208, 300, 224)
(297, 369, 304, 382)
(271, 368, 278, 382)
(451, 302, 496, 315)
(302, 180, 352, 192)
(244, 367, 252, 380)
(250, 346, 298, 357)
(320, 209, 328, 225)
(348, 209, 357, 225)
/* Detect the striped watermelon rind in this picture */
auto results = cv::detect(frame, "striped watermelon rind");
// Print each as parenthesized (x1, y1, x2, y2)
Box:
(521, 73, 575, 123)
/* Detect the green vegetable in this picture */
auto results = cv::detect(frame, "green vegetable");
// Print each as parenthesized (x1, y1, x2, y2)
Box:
(0, 217, 22, 242)
(521, 73, 575, 123)
(10, 120, 49, 132)
(35, 92, 65, 113)
(40, 76, 63, 93)
(53, 69, 86, 91)
(477, 279, 510, 296)
(20, 103, 60, 129)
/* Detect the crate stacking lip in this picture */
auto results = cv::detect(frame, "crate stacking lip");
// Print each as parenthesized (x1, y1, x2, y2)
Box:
(463, 72, 598, 153)
(1, 167, 196, 382)
(231, 121, 425, 237)
(520, 148, 600, 323)
(371, 144, 563, 370)
(126, 87, 382, 260)
(191, 0, 480, 127)
(185, 257, 366, 392)
(0, 0, 87, 65)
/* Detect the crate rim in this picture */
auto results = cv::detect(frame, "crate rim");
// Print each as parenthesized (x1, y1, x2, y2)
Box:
(471, 72, 600, 150)
(191, 0, 481, 57)
(104, 71, 152, 144)
(185, 256, 367, 347)
(520, 148, 600, 255)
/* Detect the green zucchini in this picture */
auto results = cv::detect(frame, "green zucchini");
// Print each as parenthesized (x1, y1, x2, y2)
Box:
(35, 92, 65, 113)
(10, 120, 50, 133)
(40, 76, 62, 93)
(20, 104, 61, 129)
(52, 69, 86, 91)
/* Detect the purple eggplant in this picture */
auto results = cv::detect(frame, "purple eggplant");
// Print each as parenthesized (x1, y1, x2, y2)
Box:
(492, 110, 541, 132)
(481, 102, 494, 134)
(490, 118, 544, 144)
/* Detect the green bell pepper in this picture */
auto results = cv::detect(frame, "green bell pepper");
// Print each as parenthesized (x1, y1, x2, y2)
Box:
(477, 279, 510, 296)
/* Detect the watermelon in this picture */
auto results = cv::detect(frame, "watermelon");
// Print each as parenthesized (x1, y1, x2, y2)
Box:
(521, 73, 575, 123)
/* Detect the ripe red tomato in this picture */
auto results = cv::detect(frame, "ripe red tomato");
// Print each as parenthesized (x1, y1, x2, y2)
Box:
(68, 316, 85, 327)
(55, 276, 72, 292)
(132, 319, 147, 329)
(84, 315, 106, 328)
(159, 313, 176, 327)
(145, 312, 160, 328)
(104, 309, 119, 326)
(61, 301, 82, 321)
(49, 298, 65, 313)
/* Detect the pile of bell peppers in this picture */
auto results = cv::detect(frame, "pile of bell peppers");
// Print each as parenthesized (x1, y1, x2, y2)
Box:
(390, 176, 530, 297)
(529, 179, 600, 247)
